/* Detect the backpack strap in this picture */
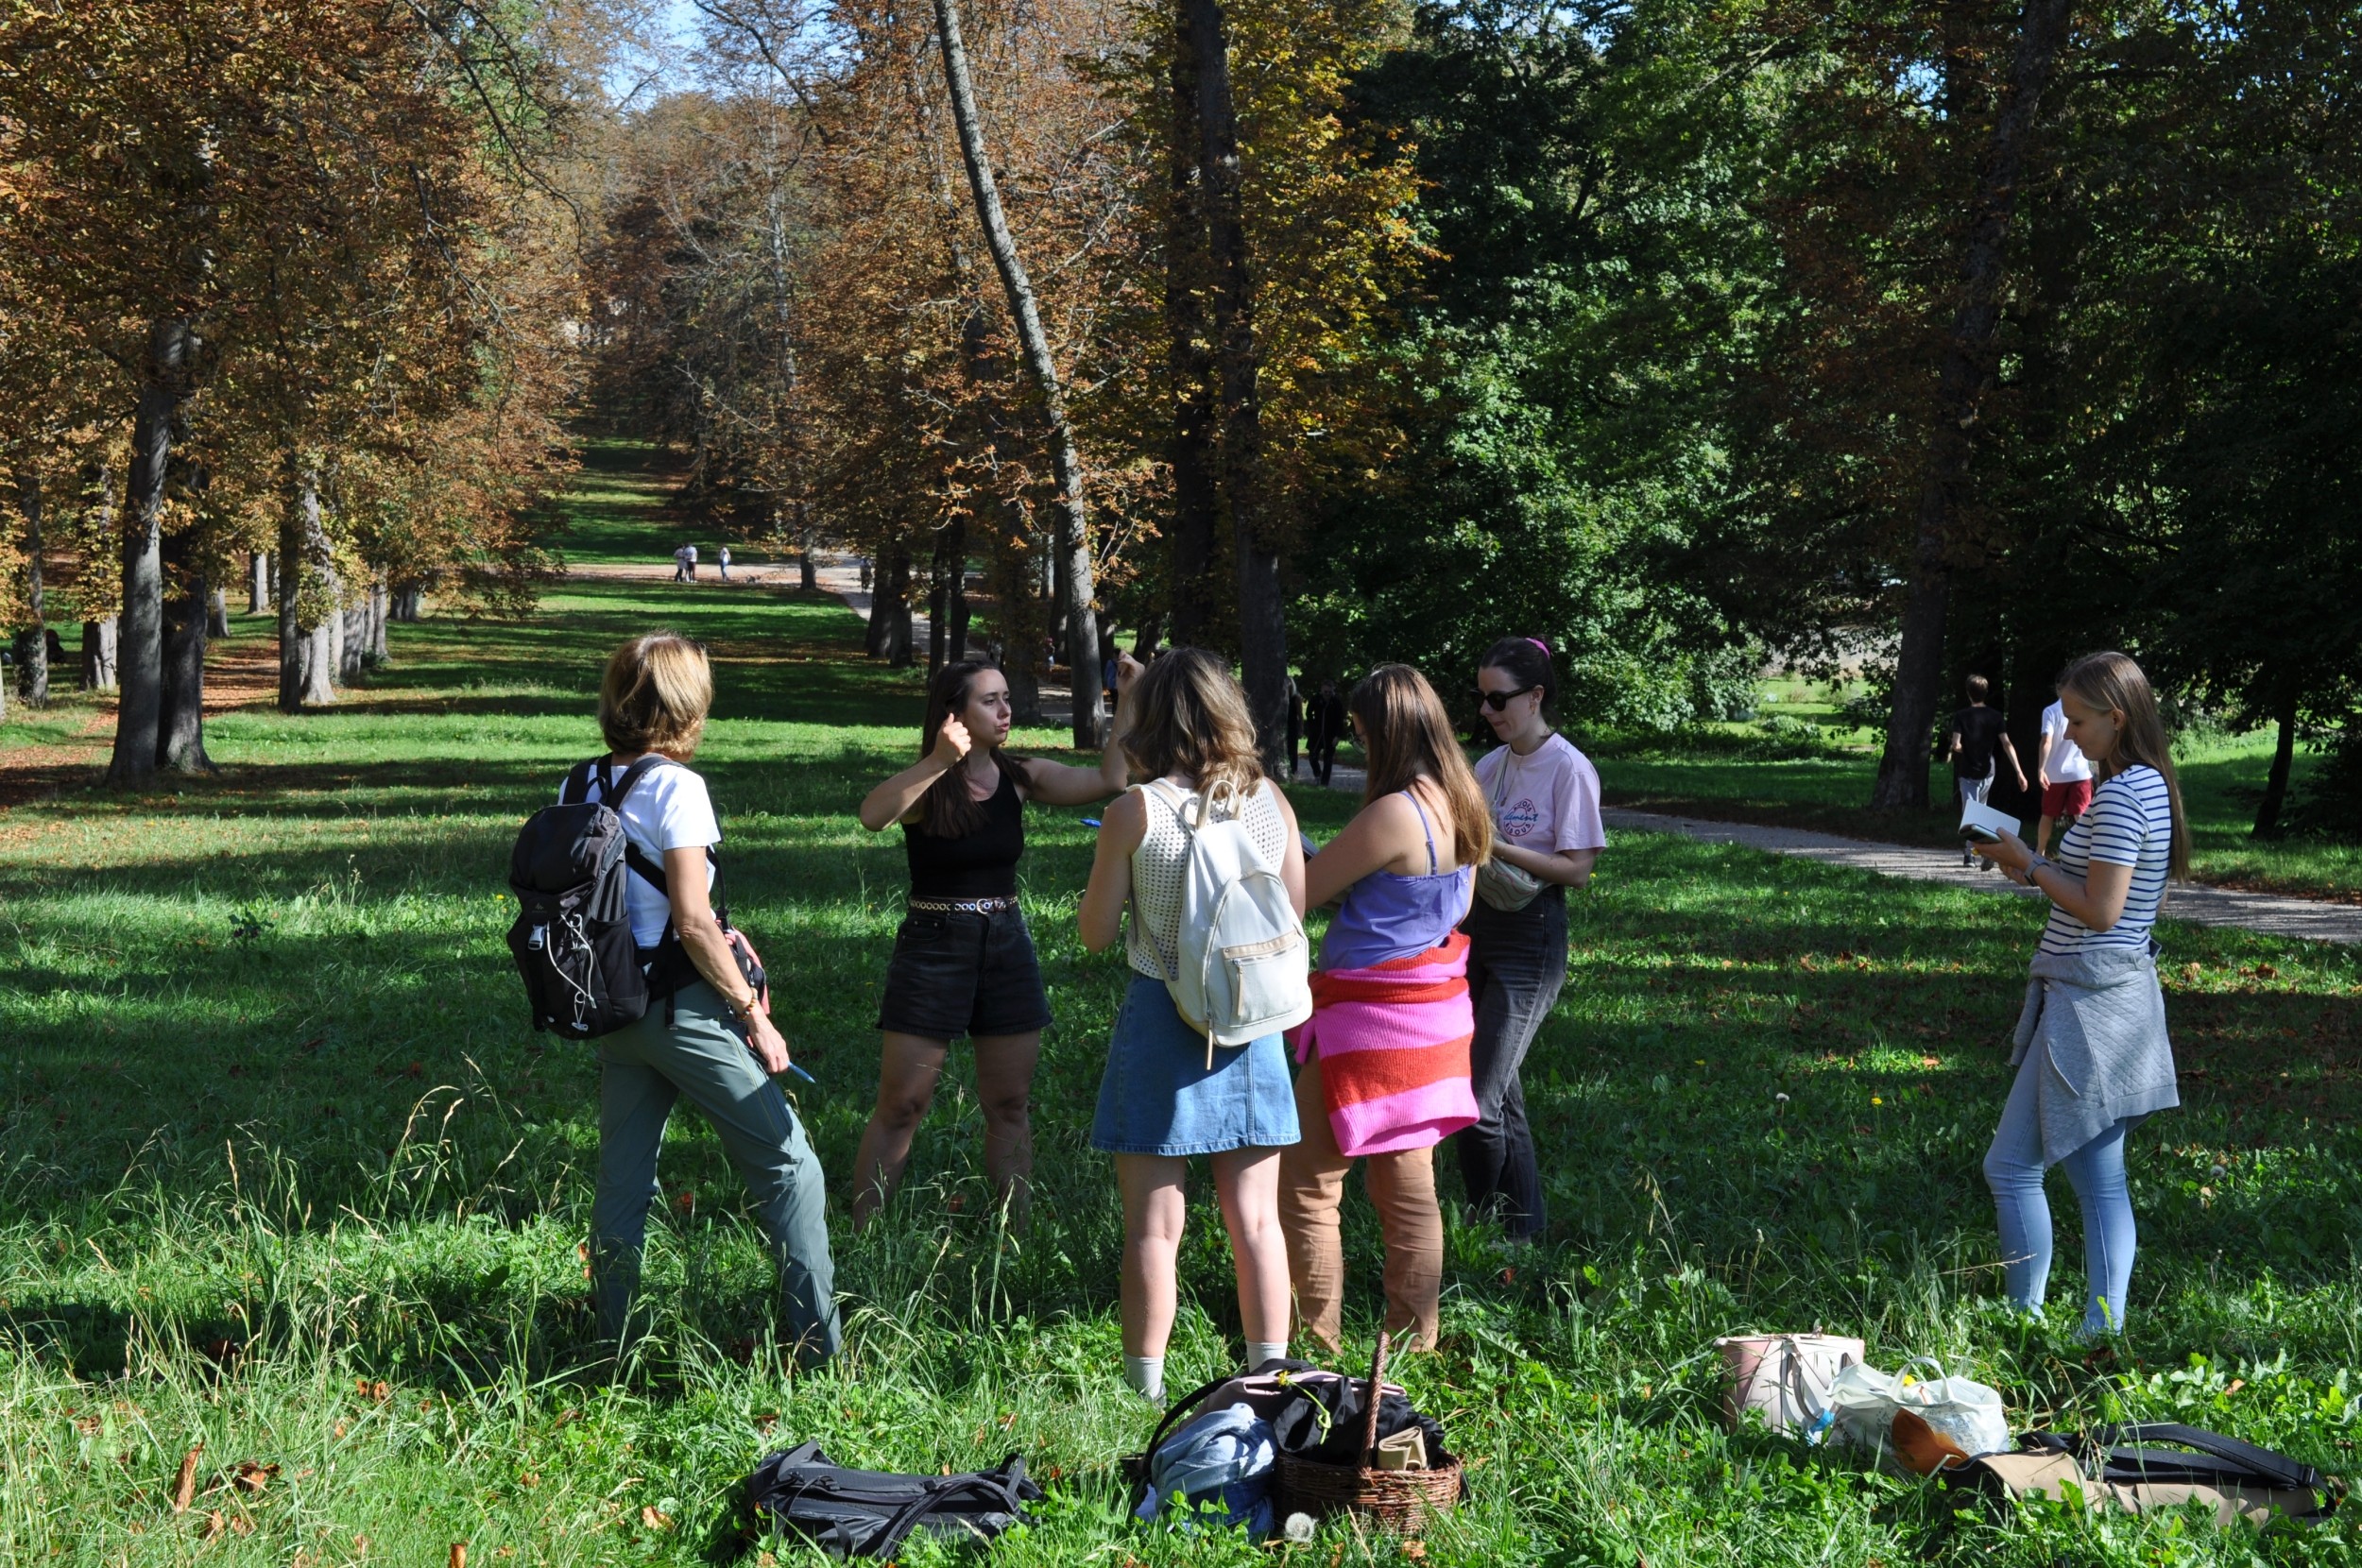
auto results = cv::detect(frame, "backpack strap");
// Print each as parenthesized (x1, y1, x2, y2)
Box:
(864, 1469, 1031, 1558)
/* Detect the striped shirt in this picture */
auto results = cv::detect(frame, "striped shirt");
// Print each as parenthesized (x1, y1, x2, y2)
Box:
(2038, 765, 2173, 954)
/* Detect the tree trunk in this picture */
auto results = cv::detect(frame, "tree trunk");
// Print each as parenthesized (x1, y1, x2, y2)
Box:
(1871, 0, 2074, 810)
(280, 461, 338, 710)
(1164, 13, 1221, 647)
(391, 582, 422, 621)
(946, 516, 970, 663)
(368, 580, 389, 666)
(110, 318, 197, 789)
(249, 551, 269, 615)
(932, 0, 1101, 745)
(798, 526, 819, 591)
(337, 599, 367, 682)
(206, 588, 229, 639)
(82, 618, 118, 690)
(2254, 686, 2299, 838)
(157, 573, 212, 773)
(1186, 0, 1289, 771)
(11, 470, 45, 708)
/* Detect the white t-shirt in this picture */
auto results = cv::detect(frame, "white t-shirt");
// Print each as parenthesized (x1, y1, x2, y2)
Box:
(685, 545, 698, 563)
(2041, 701, 2093, 782)
(565, 758, 721, 948)
(1474, 734, 1606, 855)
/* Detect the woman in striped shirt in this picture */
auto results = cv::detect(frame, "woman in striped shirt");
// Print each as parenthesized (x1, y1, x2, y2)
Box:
(1972, 651, 2187, 1336)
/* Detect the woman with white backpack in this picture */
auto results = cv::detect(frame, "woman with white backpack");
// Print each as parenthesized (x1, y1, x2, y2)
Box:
(1078, 649, 1310, 1403)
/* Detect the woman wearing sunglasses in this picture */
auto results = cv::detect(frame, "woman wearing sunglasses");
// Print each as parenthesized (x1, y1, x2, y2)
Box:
(1456, 637, 1603, 1242)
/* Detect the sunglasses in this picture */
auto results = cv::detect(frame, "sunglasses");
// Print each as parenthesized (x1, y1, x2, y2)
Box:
(1476, 685, 1538, 712)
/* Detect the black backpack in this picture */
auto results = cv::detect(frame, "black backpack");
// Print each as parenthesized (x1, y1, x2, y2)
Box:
(745, 1440, 1043, 1558)
(506, 756, 669, 1039)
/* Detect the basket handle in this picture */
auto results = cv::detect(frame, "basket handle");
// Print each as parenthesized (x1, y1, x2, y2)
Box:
(1359, 1331, 1392, 1471)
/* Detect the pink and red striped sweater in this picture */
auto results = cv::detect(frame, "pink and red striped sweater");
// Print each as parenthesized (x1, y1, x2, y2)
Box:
(1288, 931, 1480, 1157)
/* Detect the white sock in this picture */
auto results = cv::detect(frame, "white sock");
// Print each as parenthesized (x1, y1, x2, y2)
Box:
(1246, 1339, 1288, 1370)
(1124, 1355, 1165, 1403)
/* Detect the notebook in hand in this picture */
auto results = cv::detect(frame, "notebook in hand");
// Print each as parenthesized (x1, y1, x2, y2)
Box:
(1958, 798, 2021, 844)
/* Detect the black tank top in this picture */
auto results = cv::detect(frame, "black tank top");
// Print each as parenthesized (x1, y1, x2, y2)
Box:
(903, 764, 1025, 899)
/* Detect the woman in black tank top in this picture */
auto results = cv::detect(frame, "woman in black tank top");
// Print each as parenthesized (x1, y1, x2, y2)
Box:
(851, 655, 1141, 1226)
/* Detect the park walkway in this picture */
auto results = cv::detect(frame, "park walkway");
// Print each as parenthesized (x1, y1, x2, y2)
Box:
(1312, 760, 2358, 945)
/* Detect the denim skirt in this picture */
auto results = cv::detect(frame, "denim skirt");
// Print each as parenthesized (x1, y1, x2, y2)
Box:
(1089, 975, 1301, 1156)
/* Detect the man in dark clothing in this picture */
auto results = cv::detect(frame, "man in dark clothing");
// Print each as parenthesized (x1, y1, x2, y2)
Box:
(1305, 678, 1347, 787)
(1284, 674, 1304, 776)
(1946, 673, 2028, 866)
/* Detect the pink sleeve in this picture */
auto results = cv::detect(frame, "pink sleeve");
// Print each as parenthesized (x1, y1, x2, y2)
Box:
(1552, 751, 1605, 853)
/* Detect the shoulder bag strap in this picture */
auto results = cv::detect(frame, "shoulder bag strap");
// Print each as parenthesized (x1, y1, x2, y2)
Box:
(2095, 1423, 2322, 1491)
(560, 758, 599, 806)
(866, 1471, 1026, 1557)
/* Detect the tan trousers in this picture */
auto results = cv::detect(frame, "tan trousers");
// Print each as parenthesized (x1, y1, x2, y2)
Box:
(1276, 1054, 1444, 1353)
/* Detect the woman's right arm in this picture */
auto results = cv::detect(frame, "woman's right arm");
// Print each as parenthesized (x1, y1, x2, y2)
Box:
(1078, 790, 1147, 952)
(858, 717, 969, 831)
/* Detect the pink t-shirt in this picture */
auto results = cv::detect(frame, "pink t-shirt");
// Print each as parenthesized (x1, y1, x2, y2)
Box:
(1475, 734, 1605, 855)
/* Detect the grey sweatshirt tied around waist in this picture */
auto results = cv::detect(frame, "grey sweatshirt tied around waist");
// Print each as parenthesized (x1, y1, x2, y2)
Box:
(2011, 943, 2179, 1165)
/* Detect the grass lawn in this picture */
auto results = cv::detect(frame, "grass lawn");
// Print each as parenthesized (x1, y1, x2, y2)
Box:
(1589, 679, 2362, 903)
(5, 452, 2362, 1564)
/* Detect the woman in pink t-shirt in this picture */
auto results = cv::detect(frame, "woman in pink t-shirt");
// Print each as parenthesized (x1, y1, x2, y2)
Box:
(1455, 637, 1604, 1240)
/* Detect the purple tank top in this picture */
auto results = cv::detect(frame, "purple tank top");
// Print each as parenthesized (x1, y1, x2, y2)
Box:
(1319, 792, 1474, 970)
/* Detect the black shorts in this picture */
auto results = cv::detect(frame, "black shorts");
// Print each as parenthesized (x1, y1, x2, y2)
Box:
(876, 903, 1053, 1041)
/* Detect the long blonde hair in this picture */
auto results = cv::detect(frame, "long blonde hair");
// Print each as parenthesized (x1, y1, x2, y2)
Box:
(1351, 663, 1492, 868)
(2062, 651, 2190, 879)
(1121, 648, 1266, 805)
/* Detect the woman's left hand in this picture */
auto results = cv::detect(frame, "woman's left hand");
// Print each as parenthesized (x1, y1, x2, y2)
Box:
(1113, 650, 1144, 697)
(1974, 826, 2032, 875)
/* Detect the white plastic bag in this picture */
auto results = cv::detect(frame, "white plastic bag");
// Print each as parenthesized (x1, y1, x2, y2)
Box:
(1711, 1333, 1864, 1440)
(1829, 1357, 2010, 1467)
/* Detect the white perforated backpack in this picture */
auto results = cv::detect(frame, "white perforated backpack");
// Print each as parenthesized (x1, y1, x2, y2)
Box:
(1139, 778, 1312, 1065)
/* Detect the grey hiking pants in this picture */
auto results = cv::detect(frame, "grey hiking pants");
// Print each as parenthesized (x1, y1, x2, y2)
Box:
(590, 979, 841, 1365)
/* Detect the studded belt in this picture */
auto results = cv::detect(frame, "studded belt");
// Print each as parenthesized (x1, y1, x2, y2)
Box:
(907, 895, 1018, 914)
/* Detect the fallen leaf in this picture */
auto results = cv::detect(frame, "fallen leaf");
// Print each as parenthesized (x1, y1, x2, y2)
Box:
(449, 1543, 469, 1568)
(640, 1506, 672, 1531)
(172, 1442, 203, 1512)
(201, 1509, 226, 1541)
(2226, 1378, 2247, 1396)
(231, 1514, 255, 1537)
(231, 1460, 281, 1494)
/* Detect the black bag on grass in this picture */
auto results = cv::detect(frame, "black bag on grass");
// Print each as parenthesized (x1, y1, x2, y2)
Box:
(1960, 1423, 2338, 1527)
(746, 1441, 1043, 1558)
(505, 756, 667, 1040)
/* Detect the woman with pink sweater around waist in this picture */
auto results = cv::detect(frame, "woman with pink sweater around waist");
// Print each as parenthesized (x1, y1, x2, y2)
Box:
(1278, 664, 1490, 1352)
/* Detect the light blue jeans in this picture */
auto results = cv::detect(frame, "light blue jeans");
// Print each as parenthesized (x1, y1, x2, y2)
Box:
(1983, 1048, 2139, 1337)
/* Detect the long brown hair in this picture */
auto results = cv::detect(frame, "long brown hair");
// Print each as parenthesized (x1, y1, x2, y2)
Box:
(1121, 647, 1265, 806)
(916, 658, 1024, 838)
(2061, 651, 2190, 879)
(1350, 664, 1492, 868)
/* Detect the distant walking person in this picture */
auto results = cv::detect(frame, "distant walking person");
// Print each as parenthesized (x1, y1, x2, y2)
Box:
(850, 655, 1140, 1227)
(671, 545, 691, 584)
(683, 544, 699, 582)
(1456, 637, 1603, 1243)
(1947, 674, 2027, 865)
(1305, 678, 1346, 787)
(2036, 677, 2093, 856)
(573, 633, 839, 1365)
(1285, 674, 1305, 778)
(1972, 651, 2184, 1338)
(1280, 664, 1486, 1352)
(1077, 648, 1309, 1401)
(858, 556, 872, 593)
(717, 544, 732, 582)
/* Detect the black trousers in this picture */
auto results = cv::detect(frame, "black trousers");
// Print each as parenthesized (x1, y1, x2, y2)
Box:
(1308, 735, 1339, 785)
(1454, 887, 1567, 1239)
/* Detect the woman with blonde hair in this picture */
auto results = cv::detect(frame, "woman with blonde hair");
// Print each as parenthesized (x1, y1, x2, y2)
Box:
(569, 633, 839, 1365)
(1078, 648, 1308, 1401)
(1280, 664, 1489, 1352)
(1973, 650, 2185, 1337)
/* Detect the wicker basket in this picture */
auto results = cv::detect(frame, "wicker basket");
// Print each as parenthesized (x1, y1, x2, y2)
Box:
(1272, 1333, 1462, 1535)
